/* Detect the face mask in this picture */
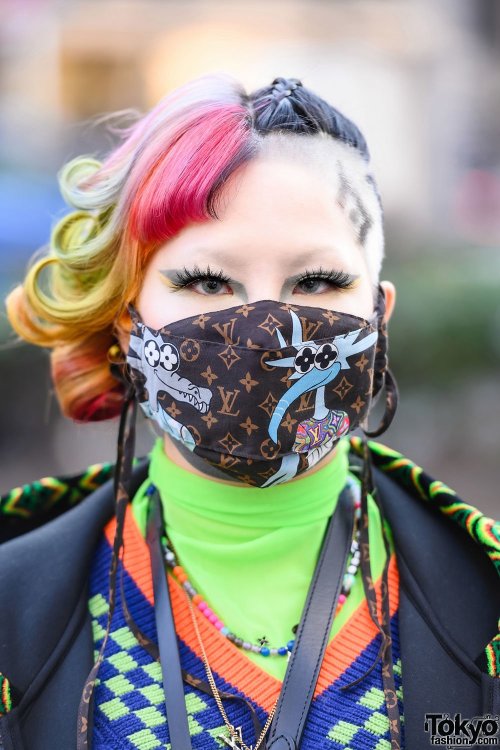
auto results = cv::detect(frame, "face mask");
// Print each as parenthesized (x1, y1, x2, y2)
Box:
(125, 283, 397, 487)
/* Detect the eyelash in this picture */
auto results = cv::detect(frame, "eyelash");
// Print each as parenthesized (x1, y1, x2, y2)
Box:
(169, 265, 231, 291)
(295, 267, 357, 290)
(167, 265, 356, 292)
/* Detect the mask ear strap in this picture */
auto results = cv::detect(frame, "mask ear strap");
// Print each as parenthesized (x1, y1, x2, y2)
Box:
(362, 366, 399, 439)
(76, 354, 137, 749)
(340, 436, 403, 747)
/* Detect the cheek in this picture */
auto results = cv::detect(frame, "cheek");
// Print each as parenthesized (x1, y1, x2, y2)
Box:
(134, 269, 211, 328)
(320, 280, 374, 319)
(136, 268, 171, 328)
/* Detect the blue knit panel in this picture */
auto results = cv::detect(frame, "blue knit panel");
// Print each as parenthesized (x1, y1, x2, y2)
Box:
(303, 611, 404, 749)
(88, 534, 404, 749)
(89, 534, 270, 749)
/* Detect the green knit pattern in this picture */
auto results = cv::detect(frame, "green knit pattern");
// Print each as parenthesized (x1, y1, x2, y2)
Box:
(88, 589, 404, 750)
(349, 437, 500, 576)
(0, 463, 115, 519)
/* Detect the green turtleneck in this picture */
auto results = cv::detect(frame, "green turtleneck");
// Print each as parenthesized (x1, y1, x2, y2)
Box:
(131, 436, 391, 680)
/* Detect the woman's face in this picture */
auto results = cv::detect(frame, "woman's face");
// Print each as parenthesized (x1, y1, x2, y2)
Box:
(137, 156, 396, 330)
(134, 155, 396, 483)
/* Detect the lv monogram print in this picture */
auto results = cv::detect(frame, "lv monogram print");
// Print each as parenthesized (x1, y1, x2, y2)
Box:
(126, 285, 390, 488)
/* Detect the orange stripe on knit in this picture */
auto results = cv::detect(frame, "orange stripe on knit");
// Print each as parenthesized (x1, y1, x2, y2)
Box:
(104, 505, 399, 713)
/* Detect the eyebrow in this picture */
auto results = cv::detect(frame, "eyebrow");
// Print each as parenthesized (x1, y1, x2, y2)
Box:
(187, 246, 349, 268)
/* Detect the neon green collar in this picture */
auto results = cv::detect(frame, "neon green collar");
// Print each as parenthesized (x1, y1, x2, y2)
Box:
(133, 435, 351, 540)
(130, 435, 388, 681)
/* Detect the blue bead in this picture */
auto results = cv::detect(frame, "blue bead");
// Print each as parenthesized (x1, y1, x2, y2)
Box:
(278, 646, 288, 656)
(287, 639, 295, 651)
(260, 647, 271, 656)
(343, 573, 355, 590)
(221, 627, 229, 636)
(145, 483, 156, 496)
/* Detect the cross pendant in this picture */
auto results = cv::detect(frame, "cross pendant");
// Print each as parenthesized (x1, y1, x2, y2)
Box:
(217, 725, 251, 749)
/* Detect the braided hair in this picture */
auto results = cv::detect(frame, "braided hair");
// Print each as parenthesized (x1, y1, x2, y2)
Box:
(250, 76, 369, 156)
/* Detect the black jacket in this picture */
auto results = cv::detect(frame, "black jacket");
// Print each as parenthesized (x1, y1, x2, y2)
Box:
(0, 450, 499, 749)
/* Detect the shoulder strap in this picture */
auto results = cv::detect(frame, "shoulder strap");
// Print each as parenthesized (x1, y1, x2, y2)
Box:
(146, 482, 355, 750)
(146, 490, 192, 749)
(265, 483, 354, 750)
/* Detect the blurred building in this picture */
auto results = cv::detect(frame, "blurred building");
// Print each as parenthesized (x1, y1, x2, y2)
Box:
(1, 0, 500, 241)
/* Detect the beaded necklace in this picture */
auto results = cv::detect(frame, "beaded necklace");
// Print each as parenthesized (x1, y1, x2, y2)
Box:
(147, 474, 362, 659)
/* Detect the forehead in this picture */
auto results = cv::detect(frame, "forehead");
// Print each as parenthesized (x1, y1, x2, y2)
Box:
(151, 155, 369, 275)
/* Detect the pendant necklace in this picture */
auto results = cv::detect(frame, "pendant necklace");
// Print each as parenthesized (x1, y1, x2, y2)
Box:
(185, 587, 277, 750)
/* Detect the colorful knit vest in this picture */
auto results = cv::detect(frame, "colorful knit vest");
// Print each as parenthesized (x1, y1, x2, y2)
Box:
(88, 504, 404, 749)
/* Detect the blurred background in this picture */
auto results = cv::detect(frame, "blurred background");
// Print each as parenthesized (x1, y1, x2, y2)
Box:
(0, 0, 499, 516)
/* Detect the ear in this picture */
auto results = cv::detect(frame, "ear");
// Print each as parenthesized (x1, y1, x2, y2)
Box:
(379, 280, 396, 324)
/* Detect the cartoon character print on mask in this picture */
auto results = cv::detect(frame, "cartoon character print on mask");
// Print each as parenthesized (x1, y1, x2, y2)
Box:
(127, 321, 213, 452)
(260, 308, 377, 486)
(125, 283, 389, 488)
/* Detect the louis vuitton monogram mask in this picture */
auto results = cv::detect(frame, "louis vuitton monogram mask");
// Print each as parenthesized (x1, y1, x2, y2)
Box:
(125, 282, 398, 488)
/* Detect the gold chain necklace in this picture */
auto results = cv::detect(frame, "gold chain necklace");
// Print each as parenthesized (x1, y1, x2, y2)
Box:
(184, 587, 280, 750)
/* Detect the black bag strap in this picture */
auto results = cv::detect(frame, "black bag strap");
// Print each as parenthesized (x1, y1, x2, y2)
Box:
(146, 481, 355, 750)
(146, 493, 192, 749)
(266, 483, 354, 750)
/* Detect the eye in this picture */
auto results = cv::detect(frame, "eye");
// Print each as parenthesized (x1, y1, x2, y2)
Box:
(295, 277, 331, 294)
(159, 343, 179, 372)
(294, 345, 317, 374)
(166, 265, 233, 296)
(314, 342, 338, 370)
(293, 268, 358, 295)
(144, 339, 161, 366)
(195, 278, 231, 295)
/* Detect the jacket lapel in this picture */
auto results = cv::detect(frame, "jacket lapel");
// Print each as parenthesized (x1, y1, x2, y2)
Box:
(374, 466, 500, 745)
(0, 459, 149, 749)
